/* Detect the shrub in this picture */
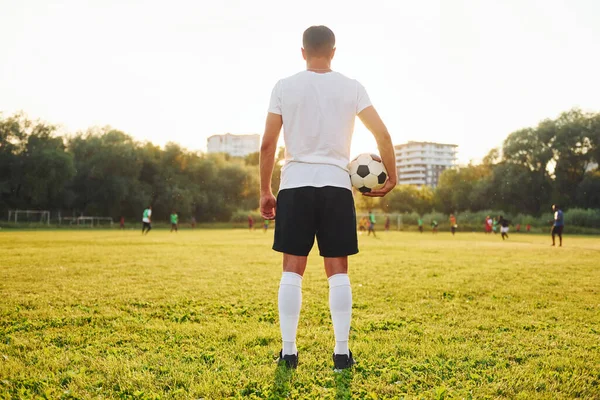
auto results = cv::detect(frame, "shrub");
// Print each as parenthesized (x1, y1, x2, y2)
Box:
(563, 208, 600, 228)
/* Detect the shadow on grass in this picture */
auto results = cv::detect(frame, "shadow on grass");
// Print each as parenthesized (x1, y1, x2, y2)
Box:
(270, 363, 295, 399)
(334, 368, 353, 399)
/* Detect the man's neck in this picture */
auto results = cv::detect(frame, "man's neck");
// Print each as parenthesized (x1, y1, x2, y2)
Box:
(306, 58, 332, 73)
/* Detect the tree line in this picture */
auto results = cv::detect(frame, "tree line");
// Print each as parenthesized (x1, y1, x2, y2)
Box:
(367, 108, 600, 217)
(1, 108, 599, 224)
(0, 113, 263, 222)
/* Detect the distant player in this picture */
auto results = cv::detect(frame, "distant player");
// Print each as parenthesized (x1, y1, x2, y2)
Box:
(358, 217, 367, 233)
(418, 217, 423, 233)
(361, 217, 369, 232)
(498, 215, 510, 240)
(449, 214, 457, 235)
(170, 211, 178, 233)
(263, 219, 269, 233)
(248, 215, 254, 231)
(368, 210, 377, 237)
(142, 206, 152, 235)
(492, 218, 499, 234)
(191, 216, 197, 229)
(551, 204, 564, 247)
(485, 216, 492, 234)
(431, 219, 438, 234)
(259, 26, 396, 370)
(384, 216, 390, 231)
(120, 216, 125, 230)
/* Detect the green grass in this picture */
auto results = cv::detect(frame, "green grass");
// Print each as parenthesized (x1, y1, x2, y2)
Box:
(1, 230, 599, 399)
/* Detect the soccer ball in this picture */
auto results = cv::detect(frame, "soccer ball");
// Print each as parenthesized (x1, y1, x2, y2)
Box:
(349, 153, 388, 193)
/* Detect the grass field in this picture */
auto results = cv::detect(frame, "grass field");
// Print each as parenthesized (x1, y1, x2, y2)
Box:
(1, 230, 599, 399)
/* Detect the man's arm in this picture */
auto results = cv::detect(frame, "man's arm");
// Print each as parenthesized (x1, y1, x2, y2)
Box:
(259, 112, 283, 219)
(358, 106, 397, 197)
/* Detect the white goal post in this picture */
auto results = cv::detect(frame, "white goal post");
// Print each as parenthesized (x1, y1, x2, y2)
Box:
(74, 216, 114, 227)
(59, 216, 114, 227)
(7, 210, 50, 225)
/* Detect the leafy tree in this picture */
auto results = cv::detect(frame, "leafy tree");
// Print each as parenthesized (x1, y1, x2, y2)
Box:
(482, 147, 501, 166)
(0, 113, 26, 211)
(551, 110, 595, 208)
(354, 190, 380, 211)
(244, 151, 260, 166)
(434, 164, 491, 213)
(576, 171, 600, 209)
(68, 128, 145, 218)
(3, 107, 600, 223)
(0, 114, 74, 213)
(502, 123, 554, 173)
(485, 162, 551, 215)
(19, 127, 75, 209)
(380, 185, 433, 215)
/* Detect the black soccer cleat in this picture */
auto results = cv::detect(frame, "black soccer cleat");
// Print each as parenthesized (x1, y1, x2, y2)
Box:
(278, 350, 298, 369)
(333, 350, 355, 370)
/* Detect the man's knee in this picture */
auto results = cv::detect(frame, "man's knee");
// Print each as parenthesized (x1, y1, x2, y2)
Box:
(324, 257, 348, 278)
(283, 254, 308, 276)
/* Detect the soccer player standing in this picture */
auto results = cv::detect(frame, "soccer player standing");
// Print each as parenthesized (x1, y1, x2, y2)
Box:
(498, 215, 510, 240)
(170, 211, 178, 233)
(450, 214, 457, 235)
(551, 204, 564, 247)
(367, 210, 377, 237)
(142, 206, 152, 235)
(260, 26, 396, 370)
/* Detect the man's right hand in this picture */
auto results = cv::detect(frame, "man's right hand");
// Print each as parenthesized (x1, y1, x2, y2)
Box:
(260, 192, 277, 220)
(363, 179, 396, 198)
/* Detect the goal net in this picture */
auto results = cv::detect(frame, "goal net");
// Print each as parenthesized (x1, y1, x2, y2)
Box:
(64, 216, 114, 227)
(8, 210, 50, 225)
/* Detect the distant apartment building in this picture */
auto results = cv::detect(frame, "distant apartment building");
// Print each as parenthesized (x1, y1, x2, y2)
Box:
(394, 141, 458, 188)
(206, 133, 260, 157)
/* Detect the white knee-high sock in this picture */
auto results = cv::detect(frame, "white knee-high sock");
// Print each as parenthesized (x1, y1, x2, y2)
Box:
(278, 272, 302, 356)
(329, 273, 352, 356)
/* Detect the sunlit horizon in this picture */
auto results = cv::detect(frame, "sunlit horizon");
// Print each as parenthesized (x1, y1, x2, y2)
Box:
(1, 0, 599, 164)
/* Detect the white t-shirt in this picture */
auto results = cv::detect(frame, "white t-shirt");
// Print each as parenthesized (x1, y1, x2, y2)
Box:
(268, 71, 372, 191)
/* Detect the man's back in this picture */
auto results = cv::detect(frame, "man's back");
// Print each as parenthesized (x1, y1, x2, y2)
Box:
(269, 71, 371, 190)
(259, 25, 397, 371)
(554, 210, 564, 226)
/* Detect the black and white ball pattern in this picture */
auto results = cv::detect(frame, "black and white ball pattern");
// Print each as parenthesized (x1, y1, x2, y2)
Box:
(349, 153, 388, 193)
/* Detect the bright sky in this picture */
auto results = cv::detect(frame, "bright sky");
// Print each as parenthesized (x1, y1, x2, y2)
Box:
(1, 0, 599, 163)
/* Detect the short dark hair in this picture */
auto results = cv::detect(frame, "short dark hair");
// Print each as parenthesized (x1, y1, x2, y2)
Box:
(303, 25, 335, 57)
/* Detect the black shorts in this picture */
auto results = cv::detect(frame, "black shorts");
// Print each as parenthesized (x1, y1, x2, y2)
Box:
(143, 222, 151, 229)
(273, 186, 358, 257)
(552, 225, 563, 235)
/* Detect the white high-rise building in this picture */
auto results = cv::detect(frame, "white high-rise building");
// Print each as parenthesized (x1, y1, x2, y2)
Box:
(206, 133, 260, 157)
(394, 141, 458, 188)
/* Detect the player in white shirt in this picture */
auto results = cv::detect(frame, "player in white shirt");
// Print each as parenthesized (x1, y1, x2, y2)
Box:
(142, 206, 152, 235)
(259, 26, 397, 370)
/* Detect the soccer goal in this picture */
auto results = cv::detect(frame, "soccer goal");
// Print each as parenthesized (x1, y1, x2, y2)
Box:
(75, 216, 114, 227)
(8, 210, 50, 225)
